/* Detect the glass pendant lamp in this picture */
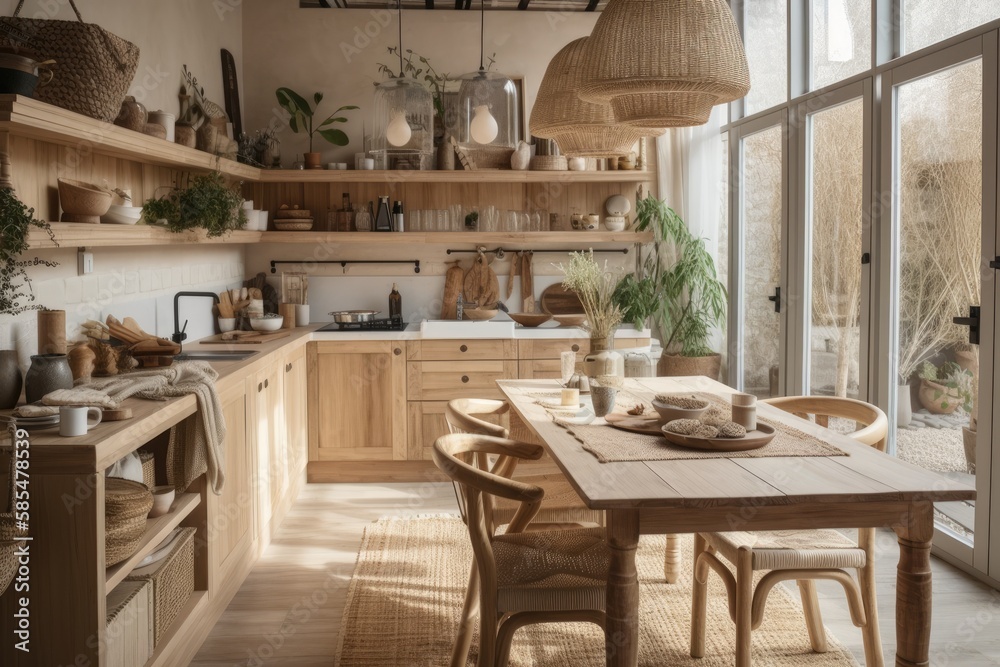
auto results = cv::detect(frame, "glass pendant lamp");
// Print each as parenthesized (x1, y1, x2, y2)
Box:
(371, 0, 434, 170)
(454, 0, 519, 157)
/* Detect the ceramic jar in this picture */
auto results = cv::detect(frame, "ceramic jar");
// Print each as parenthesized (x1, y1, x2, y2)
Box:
(584, 337, 624, 378)
(175, 123, 197, 148)
(0, 350, 22, 409)
(24, 354, 73, 403)
(583, 214, 600, 231)
(147, 110, 175, 142)
(511, 140, 531, 170)
(114, 96, 147, 132)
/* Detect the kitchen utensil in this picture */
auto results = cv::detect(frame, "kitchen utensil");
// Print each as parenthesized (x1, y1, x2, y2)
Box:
(442, 262, 465, 320)
(59, 405, 102, 437)
(540, 284, 585, 315)
(295, 304, 310, 325)
(521, 251, 535, 313)
(508, 312, 551, 327)
(329, 310, 381, 323)
(463, 251, 500, 307)
(660, 422, 776, 452)
(58, 178, 112, 223)
(279, 304, 296, 329)
(506, 250, 519, 300)
(552, 313, 588, 327)
(462, 308, 499, 321)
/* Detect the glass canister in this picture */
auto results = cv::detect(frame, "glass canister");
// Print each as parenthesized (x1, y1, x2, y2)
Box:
(355, 205, 373, 232)
(624, 351, 653, 378)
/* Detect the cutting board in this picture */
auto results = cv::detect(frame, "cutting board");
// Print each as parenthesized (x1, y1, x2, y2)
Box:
(464, 253, 500, 307)
(441, 262, 465, 319)
(540, 284, 584, 315)
(199, 330, 291, 344)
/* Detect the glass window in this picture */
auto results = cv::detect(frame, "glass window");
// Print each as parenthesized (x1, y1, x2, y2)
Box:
(807, 98, 865, 398)
(810, 0, 871, 89)
(903, 0, 1000, 53)
(718, 134, 731, 380)
(744, 0, 787, 115)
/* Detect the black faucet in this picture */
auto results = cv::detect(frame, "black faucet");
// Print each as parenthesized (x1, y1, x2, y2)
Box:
(173, 291, 221, 344)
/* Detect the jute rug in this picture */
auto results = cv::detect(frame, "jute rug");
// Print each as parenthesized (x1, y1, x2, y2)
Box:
(335, 516, 860, 666)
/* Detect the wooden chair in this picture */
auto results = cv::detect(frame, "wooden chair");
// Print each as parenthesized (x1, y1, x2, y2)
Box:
(433, 433, 608, 667)
(691, 396, 887, 667)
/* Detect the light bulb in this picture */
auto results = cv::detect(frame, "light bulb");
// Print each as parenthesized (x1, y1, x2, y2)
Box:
(470, 104, 499, 144)
(386, 110, 411, 147)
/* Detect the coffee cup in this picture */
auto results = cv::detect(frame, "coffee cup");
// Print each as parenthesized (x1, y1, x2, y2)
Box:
(59, 405, 102, 437)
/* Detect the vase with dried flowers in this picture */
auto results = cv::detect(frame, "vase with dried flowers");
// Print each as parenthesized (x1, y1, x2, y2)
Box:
(559, 250, 625, 377)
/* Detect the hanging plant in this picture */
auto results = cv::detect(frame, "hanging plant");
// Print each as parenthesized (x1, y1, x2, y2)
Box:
(141, 172, 247, 238)
(0, 188, 58, 316)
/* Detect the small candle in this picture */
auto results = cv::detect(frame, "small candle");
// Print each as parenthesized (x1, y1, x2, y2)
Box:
(732, 393, 757, 431)
(561, 388, 580, 407)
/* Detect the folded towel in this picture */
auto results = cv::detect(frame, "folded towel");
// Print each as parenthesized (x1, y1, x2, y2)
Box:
(40, 387, 119, 409)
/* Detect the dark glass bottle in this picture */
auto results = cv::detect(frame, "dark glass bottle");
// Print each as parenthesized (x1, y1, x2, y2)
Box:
(392, 200, 404, 232)
(375, 195, 392, 232)
(389, 283, 402, 322)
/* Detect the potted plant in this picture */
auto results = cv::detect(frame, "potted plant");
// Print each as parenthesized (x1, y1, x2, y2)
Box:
(275, 88, 358, 169)
(141, 172, 246, 238)
(559, 250, 624, 377)
(613, 194, 727, 380)
(916, 360, 973, 415)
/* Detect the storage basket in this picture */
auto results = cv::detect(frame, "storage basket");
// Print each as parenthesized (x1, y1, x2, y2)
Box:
(126, 527, 195, 646)
(138, 450, 155, 488)
(105, 579, 153, 667)
(0, 428, 25, 597)
(0, 0, 140, 122)
(105, 478, 152, 567)
(465, 145, 515, 170)
(529, 155, 568, 171)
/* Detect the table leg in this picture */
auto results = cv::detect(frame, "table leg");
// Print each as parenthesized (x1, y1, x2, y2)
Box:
(893, 501, 934, 667)
(606, 509, 640, 667)
(663, 533, 681, 584)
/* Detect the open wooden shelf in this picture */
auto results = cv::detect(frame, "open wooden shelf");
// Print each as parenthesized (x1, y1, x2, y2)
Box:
(105, 492, 201, 590)
(0, 95, 258, 180)
(255, 168, 656, 184)
(146, 591, 209, 667)
(28, 223, 263, 249)
(261, 230, 652, 245)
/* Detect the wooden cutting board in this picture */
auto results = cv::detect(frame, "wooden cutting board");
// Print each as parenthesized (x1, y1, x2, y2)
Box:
(521, 251, 535, 313)
(441, 262, 465, 320)
(540, 284, 584, 315)
(199, 330, 291, 344)
(463, 252, 499, 307)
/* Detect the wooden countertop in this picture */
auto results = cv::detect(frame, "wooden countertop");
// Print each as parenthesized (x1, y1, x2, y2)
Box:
(2, 326, 317, 473)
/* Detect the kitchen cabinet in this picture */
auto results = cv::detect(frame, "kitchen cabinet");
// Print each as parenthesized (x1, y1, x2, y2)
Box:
(283, 346, 308, 481)
(307, 341, 407, 462)
(254, 361, 285, 537)
(407, 400, 507, 460)
(407, 359, 519, 401)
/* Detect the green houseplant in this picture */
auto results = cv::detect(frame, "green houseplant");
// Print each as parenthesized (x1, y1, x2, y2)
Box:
(916, 360, 973, 415)
(275, 88, 358, 169)
(141, 172, 246, 238)
(614, 194, 727, 379)
(0, 187, 57, 316)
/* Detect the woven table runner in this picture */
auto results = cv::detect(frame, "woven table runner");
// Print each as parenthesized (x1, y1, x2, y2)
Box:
(557, 391, 848, 463)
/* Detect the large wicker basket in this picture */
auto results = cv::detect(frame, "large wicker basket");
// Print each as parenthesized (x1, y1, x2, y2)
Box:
(105, 478, 152, 567)
(0, 429, 25, 597)
(0, 0, 140, 122)
(126, 527, 195, 646)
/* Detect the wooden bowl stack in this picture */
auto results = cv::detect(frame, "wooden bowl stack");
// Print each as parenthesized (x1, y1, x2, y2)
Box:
(274, 205, 314, 231)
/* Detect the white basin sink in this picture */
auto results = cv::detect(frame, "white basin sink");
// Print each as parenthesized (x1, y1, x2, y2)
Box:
(420, 320, 515, 339)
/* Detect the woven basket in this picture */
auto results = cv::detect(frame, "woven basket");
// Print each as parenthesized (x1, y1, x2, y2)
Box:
(531, 38, 656, 158)
(577, 0, 749, 128)
(0, 431, 24, 597)
(105, 478, 152, 567)
(126, 527, 195, 646)
(0, 0, 140, 123)
(464, 145, 515, 170)
(529, 155, 567, 171)
(139, 450, 155, 489)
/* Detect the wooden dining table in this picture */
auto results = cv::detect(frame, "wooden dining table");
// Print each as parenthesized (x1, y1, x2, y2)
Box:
(499, 376, 977, 667)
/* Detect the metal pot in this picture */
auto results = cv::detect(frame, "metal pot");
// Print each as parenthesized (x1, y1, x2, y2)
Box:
(328, 310, 380, 323)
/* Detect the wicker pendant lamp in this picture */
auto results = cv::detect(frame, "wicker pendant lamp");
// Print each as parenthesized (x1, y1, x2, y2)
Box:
(531, 37, 661, 158)
(578, 0, 750, 128)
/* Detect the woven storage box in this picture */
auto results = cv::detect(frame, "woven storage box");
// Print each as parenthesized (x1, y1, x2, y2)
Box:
(465, 145, 515, 170)
(138, 450, 156, 489)
(126, 527, 195, 646)
(0, 0, 140, 122)
(105, 579, 153, 667)
(0, 442, 24, 597)
(105, 478, 152, 567)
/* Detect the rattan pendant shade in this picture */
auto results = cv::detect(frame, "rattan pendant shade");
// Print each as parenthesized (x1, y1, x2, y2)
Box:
(578, 0, 750, 128)
(531, 38, 659, 158)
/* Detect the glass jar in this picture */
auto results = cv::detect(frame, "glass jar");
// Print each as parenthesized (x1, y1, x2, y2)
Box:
(355, 206, 373, 232)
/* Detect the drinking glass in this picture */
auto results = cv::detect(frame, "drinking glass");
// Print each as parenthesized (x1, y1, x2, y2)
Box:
(355, 207, 372, 232)
(411, 210, 421, 232)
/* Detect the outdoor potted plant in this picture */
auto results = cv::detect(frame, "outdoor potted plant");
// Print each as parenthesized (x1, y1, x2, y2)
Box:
(275, 87, 358, 169)
(613, 194, 727, 380)
(916, 360, 973, 415)
(141, 172, 246, 238)
(559, 250, 624, 377)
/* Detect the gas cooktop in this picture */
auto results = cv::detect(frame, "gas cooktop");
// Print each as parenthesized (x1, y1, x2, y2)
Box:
(317, 318, 408, 332)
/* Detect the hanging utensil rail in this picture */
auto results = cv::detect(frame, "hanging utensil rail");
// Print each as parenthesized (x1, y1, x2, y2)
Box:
(269, 260, 421, 274)
(446, 247, 629, 259)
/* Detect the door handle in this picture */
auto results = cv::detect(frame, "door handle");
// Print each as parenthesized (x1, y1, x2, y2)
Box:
(767, 286, 781, 313)
(953, 306, 981, 345)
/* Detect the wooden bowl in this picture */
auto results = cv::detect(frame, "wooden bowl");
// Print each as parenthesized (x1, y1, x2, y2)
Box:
(58, 178, 112, 223)
(651, 397, 710, 424)
(462, 308, 499, 321)
(552, 313, 588, 327)
(508, 312, 551, 327)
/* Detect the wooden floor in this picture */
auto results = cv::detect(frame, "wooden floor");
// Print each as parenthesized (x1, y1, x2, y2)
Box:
(193, 482, 1000, 666)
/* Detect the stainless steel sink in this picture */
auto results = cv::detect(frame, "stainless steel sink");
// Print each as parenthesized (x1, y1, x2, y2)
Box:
(174, 350, 259, 362)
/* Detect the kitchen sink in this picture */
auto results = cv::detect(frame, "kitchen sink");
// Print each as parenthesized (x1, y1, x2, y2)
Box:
(174, 350, 259, 362)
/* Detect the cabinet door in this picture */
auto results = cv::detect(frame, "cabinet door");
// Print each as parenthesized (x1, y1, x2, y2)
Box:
(254, 363, 285, 531)
(407, 359, 518, 401)
(210, 379, 253, 590)
(517, 359, 564, 380)
(283, 346, 308, 478)
(407, 401, 507, 460)
(308, 341, 407, 462)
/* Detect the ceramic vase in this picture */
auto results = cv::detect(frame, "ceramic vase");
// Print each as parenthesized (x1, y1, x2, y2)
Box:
(174, 123, 197, 148)
(591, 385, 618, 418)
(0, 350, 22, 409)
(511, 141, 531, 170)
(24, 353, 73, 403)
(437, 142, 455, 171)
(584, 337, 624, 378)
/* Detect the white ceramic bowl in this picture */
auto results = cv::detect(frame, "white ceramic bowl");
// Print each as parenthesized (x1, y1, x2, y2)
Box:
(250, 316, 283, 332)
(218, 317, 236, 333)
(101, 204, 144, 225)
(148, 485, 175, 518)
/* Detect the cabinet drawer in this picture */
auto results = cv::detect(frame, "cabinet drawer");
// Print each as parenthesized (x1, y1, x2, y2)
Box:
(407, 401, 508, 460)
(518, 338, 589, 360)
(408, 339, 515, 361)
(517, 359, 566, 380)
(407, 360, 518, 400)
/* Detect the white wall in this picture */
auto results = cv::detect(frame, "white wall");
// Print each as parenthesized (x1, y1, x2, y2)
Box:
(241, 0, 599, 164)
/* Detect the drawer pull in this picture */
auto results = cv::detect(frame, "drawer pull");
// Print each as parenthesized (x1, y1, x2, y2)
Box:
(460, 344, 468, 353)
(461, 375, 470, 383)
(394, 347, 402, 356)
(571, 344, 580, 352)
(257, 382, 263, 393)
(264, 379, 269, 389)
(285, 363, 292, 372)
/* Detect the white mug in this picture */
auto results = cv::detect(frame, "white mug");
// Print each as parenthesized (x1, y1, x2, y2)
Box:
(59, 405, 102, 437)
(295, 304, 310, 326)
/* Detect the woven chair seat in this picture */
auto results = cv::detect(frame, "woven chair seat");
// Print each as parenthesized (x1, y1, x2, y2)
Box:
(493, 473, 602, 526)
(703, 529, 866, 571)
(493, 527, 609, 613)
